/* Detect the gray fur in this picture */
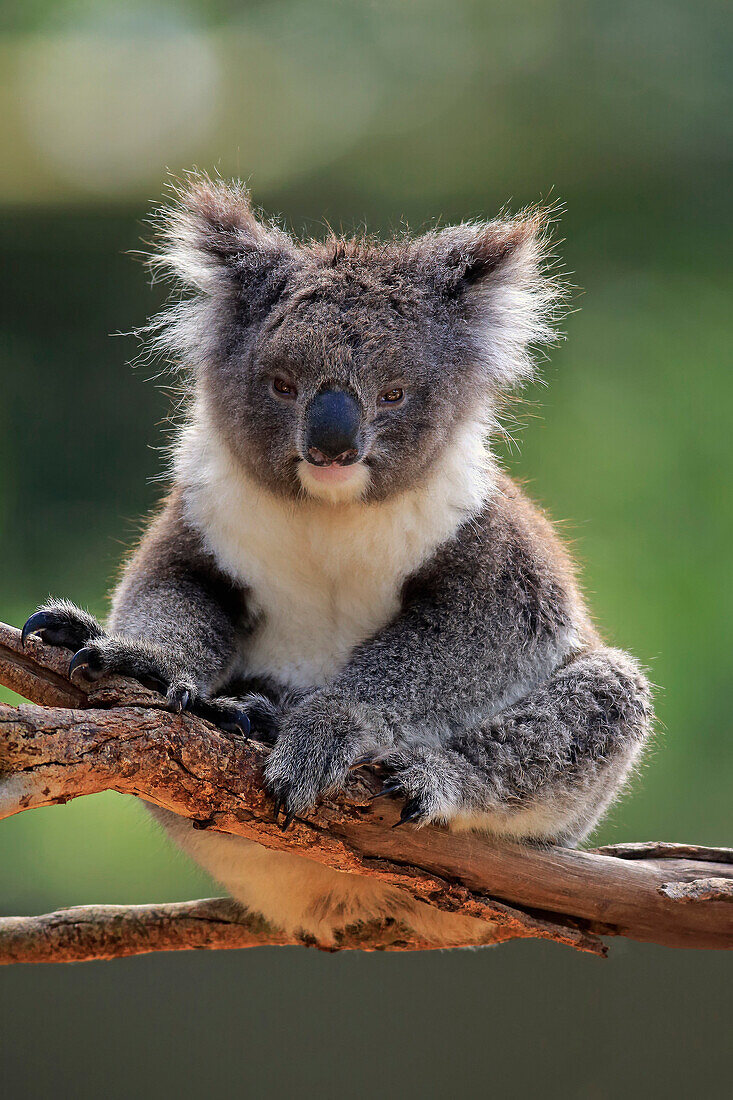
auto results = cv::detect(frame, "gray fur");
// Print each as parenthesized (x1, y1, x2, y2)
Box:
(26, 175, 653, 944)
(264, 479, 652, 836)
(147, 175, 561, 502)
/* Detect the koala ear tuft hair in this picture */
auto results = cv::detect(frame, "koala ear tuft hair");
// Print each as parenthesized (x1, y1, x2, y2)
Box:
(149, 172, 298, 294)
(144, 173, 300, 369)
(420, 209, 565, 389)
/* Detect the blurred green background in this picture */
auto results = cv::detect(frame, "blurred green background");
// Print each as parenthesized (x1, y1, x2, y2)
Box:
(1, 1, 731, 1097)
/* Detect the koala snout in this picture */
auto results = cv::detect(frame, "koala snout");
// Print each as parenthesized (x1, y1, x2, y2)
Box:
(304, 388, 362, 465)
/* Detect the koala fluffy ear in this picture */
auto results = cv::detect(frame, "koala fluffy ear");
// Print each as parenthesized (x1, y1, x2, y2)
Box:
(151, 174, 298, 297)
(422, 213, 563, 389)
(147, 175, 300, 367)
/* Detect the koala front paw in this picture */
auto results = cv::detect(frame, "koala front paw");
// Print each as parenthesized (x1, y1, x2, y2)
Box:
(264, 694, 378, 827)
(64, 635, 179, 696)
(69, 638, 218, 733)
(22, 599, 104, 652)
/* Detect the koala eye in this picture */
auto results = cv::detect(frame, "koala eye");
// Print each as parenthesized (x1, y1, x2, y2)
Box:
(272, 377, 297, 398)
(379, 386, 405, 406)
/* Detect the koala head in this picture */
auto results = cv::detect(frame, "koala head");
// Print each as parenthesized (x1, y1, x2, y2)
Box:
(151, 175, 561, 504)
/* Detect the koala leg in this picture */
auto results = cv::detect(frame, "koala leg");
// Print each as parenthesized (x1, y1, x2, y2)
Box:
(383, 647, 653, 844)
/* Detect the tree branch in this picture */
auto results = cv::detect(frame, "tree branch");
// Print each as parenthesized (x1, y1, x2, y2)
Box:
(0, 899, 459, 964)
(1, 621, 731, 962)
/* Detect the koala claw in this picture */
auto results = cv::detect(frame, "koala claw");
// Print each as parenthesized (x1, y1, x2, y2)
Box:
(393, 797, 426, 828)
(21, 611, 54, 646)
(271, 796, 295, 830)
(193, 697, 263, 741)
(167, 684, 192, 714)
(215, 709, 251, 739)
(374, 778, 402, 800)
(68, 646, 104, 681)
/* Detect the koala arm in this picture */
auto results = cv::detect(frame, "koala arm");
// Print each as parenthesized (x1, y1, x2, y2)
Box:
(266, 490, 581, 805)
(266, 486, 653, 835)
(24, 494, 250, 726)
(106, 493, 246, 701)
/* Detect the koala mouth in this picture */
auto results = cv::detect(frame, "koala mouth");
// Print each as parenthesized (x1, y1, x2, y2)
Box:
(306, 445, 359, 467)
(305, 460, 363, 485)
(303, 442, 363, 486)
(296, 455, 371, 501)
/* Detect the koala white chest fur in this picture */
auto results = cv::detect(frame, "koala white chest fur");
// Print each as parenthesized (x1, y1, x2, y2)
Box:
(158, 402, 499, 946)
(176, 402, 493, 692)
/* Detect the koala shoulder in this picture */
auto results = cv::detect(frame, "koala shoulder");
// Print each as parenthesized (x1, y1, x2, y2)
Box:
(403, 473, 596, 646)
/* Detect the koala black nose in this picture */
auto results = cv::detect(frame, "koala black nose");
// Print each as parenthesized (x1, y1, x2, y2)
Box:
(304, 388, 362, 465)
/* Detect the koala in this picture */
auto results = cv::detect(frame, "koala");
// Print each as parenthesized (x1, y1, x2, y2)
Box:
(23, 176, 653, 948)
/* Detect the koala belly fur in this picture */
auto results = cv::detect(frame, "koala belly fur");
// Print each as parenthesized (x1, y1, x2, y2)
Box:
(149, 412, 499, 946)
